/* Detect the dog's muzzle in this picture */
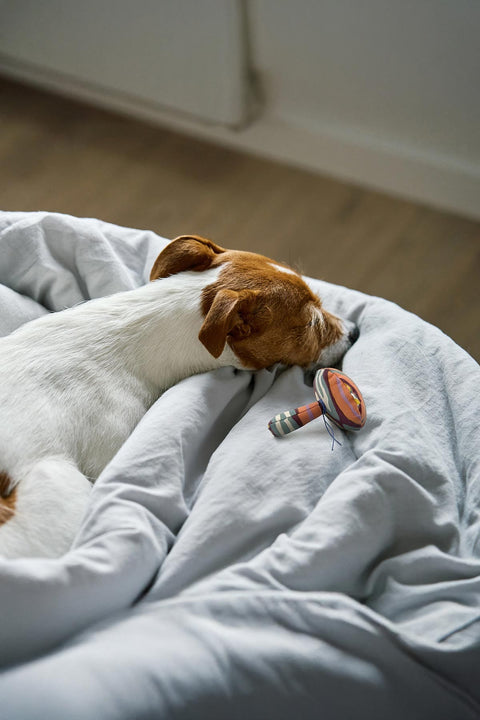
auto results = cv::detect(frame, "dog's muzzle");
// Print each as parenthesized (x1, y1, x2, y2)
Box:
(316, 318, 359, 367)
(347, 323, 360, 346)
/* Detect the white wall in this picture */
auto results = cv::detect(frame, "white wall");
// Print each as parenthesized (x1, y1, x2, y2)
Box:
(245, 0, 480, 218)
(0, 0, 251, 126)
(251, 0, 479, 171)
(0, 0, 478, 218)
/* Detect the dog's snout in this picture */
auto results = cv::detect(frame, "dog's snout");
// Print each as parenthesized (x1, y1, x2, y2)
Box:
(348, 325, 360, 345)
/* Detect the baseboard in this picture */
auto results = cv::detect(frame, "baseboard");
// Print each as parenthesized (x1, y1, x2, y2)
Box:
(1, 58, 479, 221)
(231, 117, 480, 222)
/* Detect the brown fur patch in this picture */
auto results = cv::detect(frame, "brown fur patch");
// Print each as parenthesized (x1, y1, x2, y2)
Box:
(151, 235, 344, 369)
(202, 248, 342, 369)
(150, 235, 226, 280)
(0, 471, 16, 526)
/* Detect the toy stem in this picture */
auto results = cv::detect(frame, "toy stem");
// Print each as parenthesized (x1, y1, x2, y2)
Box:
(268, 400, 323, 437)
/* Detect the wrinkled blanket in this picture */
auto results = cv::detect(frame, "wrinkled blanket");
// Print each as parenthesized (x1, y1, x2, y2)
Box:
(0, 211, 479, 719)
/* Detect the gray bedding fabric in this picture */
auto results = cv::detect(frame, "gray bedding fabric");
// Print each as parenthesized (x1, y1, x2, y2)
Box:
(0, 211, 479, 719)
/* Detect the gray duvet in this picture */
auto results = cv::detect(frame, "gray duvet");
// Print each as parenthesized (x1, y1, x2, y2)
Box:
(0, 211, 479, 719)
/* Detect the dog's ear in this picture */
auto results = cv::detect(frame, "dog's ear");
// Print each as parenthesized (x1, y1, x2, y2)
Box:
(150, 235, 226, 280)
(199, 288, 272, 358)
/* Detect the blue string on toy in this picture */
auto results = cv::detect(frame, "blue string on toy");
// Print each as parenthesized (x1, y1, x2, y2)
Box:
(318, 399, 342, 451)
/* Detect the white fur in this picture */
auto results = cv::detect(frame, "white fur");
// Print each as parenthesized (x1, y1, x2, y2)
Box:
(0, 267, 239, 558)
(0, 457, 92, 559)
(318, 318, 356, 367)
(270, 263, 297, 276)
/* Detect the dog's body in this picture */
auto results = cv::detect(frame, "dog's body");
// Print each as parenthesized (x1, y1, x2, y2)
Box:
(0, 236, 356, 558)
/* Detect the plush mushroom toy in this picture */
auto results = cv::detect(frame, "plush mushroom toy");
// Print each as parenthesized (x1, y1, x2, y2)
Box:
(268, 368, 366, 447)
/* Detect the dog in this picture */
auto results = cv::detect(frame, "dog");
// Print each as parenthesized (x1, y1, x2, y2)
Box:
(0, 235, 358, 558)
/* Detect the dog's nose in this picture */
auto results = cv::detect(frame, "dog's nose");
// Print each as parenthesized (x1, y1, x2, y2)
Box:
(348, 325, 360, 345)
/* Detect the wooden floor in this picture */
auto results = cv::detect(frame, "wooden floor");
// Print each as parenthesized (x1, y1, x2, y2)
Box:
(1, 76, 479, 360)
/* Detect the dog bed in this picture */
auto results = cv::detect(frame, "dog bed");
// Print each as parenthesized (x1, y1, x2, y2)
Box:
(0, 211, 479, 719)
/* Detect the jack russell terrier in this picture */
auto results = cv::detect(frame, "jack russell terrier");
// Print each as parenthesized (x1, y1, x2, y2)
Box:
(0, 235, 358, 558)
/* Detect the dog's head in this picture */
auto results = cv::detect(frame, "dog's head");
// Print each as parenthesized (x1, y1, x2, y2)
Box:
(150, 235, 358, 369)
